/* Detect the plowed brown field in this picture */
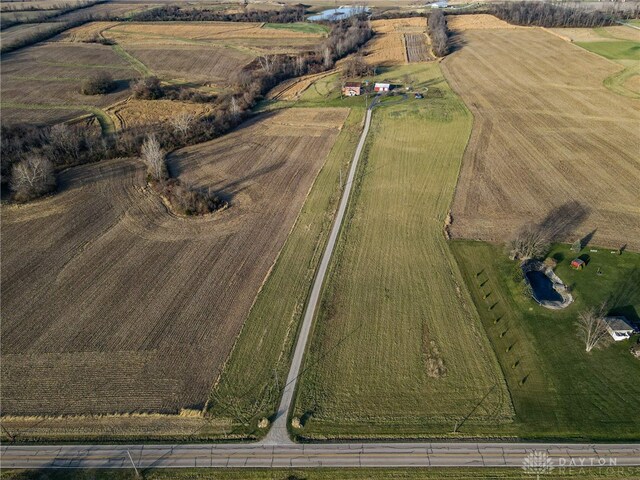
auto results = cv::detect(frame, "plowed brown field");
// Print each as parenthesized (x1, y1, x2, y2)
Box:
(442, 27, 640, 250)
(0, 107, 349, 416)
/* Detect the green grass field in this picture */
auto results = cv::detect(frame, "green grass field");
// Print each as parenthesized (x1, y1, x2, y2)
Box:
(575, 40, 640, 61)
(263, 22, 329, 34)
(451, 241, 640, 440)
(292, 63, 514, 439)
(6, 468, 639, 480)
(571, 28, 640, 100)
(205, 106, 366, 438)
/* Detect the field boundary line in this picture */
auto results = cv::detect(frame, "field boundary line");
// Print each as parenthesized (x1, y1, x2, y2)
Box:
(263, 101, 376, 445)
(111, 44, 152, 77)
(1, 102, 115, 135)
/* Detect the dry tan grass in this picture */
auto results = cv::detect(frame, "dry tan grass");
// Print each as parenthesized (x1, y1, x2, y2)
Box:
(549, 26, 640, 43)
(364, 19, 425, 66)
(57, 21, 121, 42)
(107, 99, 214, 130)
(109, 22, 322, 42)
(1, 413, 229, 441)
(442, 28, 640, 251)
(266, 69, 336, 100)
(0, 108, 349, 416)
(447, 14, 520, 32)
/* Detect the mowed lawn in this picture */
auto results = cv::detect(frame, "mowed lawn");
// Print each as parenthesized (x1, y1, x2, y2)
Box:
(452, 241, 640, 440)
(293, 64, 514, 438)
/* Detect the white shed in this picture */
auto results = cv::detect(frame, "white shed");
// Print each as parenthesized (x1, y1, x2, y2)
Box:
(604, 316, 635, 341)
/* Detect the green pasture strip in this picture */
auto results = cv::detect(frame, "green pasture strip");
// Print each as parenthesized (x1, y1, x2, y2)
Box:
(263, 22, 329, 35)
(3, 74, 78, 82)
(293, 63, 513, 440)
(452, 241, 640, 440)
(1, 102, 115, 135)
(206, 107, 365, 437)
(603, 62, 640, 99)
(575, 40, 640, 60)
(37, 60, 133, 70)
(111, 43, 152, 77)
(3, 467, 637, 480)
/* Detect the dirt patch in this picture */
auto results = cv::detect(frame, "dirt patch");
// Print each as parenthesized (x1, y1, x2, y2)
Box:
(405, 33, 431, 62)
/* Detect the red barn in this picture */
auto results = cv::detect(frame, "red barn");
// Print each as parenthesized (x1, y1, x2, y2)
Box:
(571, 258, 585, 270)
(342, 82, 361, 96)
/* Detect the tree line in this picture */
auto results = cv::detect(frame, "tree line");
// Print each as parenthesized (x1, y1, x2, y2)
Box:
(3, 17, 373, 203)
(428, 10, 450, 57)
(130, 5, 306, 23)
(0, 0, 106, 31)
(490, 1, 639, 28)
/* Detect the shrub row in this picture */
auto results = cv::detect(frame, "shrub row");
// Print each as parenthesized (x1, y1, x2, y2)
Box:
(490, 1, 639, 28)
(427, 10, 450, 57)
(130, 5, 306, 23)
(2, 17, 373, 201)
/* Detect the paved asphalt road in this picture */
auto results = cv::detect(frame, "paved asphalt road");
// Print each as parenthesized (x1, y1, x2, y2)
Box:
(3, 99, 640, 471)
(3, 442, 640, 469)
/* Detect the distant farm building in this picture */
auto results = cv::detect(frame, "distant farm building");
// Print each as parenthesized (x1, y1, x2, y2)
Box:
(374, 83, 391, 92)
(604, 316, 635, 341)
(342, 82, 362, 96)
(570, 258, 585, 270)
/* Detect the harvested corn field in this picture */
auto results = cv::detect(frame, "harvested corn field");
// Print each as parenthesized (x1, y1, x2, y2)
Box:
(1, 42, 138, 125)
(442, 26, 640, 251)
(119, 44, 254, 86)
(0, 107, 349, 416)
(57, 21, 121, 42)
(446, 14, 520, 32)
(365, 18, 427, 65)
(106, 99, 214, 130)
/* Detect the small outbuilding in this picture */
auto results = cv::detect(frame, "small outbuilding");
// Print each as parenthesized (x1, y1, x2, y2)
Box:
(342, 82, 361, 96)
(374, 82, 391, 92)
(570, 258, 585, 270)
(604, 316, 635, 341)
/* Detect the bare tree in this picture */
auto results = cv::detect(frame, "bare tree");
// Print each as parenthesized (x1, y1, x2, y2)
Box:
(171, 112, 195, 137)
(140, 134, 166, 181)
(508, 223, 548, 261)
(323, 46, 333, 70)
(11, 156, 56, 201)
(257, 55, 274, 74)
(230, 96, 241, 119)
(49, 123, 80, 161)
(577, 303, 609, 353)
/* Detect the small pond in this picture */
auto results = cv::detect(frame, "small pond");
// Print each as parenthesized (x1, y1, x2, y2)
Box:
(522, 260, 573, 309)
(525, 270, 563, 303)
(307, 6, 369, 22)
